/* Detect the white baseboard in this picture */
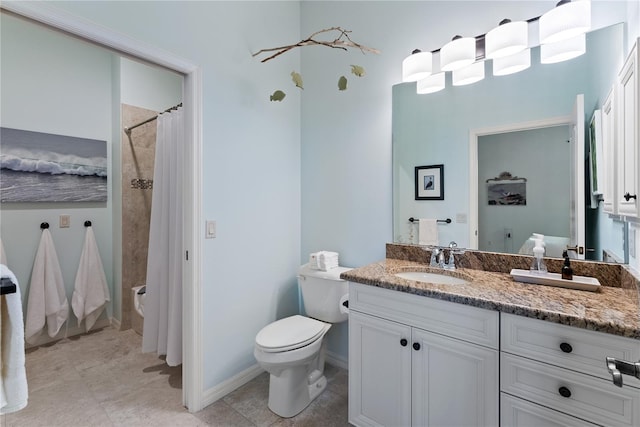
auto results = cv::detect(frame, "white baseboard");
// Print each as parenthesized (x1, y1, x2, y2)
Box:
(326, 350, 348, 371)
(201, 363, 264, 409)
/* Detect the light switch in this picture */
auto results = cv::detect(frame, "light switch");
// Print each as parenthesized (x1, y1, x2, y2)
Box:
(205, 220, 216, 239)
(60, 215, 71, 228)
(456, 213, 467, 224)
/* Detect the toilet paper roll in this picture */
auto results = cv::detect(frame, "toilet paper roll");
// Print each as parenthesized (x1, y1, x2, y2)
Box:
(339, 293, 349, 315)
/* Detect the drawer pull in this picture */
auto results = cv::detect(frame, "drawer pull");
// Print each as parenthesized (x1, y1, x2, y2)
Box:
(558, 386, 572, 398)
(559, 342, 573, 353)
(413, 342, 421, 351)
(606, 356, 640, 387)
(400, 338, 408, 347)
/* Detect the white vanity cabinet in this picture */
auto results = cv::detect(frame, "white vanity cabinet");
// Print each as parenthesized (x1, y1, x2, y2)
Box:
(617, 39, 639, 216)
(348, 283, 499, 427)
(500, 313, 640, 427)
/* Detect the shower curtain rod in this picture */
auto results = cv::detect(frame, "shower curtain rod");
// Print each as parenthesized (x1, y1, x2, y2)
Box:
(124, 102, 182, 136)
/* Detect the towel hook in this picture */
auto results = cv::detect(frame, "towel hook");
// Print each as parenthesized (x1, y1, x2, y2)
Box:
(40, 222, 49, 229)
(84, 220, 92, 227)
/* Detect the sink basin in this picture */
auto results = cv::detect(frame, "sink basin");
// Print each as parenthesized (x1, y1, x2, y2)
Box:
(395, 271, 469, 285)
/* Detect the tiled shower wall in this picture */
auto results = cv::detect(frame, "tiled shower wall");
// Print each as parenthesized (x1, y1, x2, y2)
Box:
(120, 103, 157, 330)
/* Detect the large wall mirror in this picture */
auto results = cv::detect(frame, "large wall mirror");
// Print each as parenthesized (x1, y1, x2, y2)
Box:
(393, 23, 626, 263)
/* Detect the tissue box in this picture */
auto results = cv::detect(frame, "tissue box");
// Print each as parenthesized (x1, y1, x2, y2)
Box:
(309, 251, 339, 271)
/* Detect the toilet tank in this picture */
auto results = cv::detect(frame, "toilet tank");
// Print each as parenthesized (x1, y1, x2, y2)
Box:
(298, 263, 352, 323)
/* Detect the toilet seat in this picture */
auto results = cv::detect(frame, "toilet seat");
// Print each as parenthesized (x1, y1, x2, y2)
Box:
(255, 315, 328, 353)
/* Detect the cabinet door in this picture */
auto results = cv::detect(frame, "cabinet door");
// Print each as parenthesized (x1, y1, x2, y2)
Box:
(617, 43, 638, 216)
(602, 86, 617, 214)
(411, 328, 499, 427)
(349, 311, 412, 427)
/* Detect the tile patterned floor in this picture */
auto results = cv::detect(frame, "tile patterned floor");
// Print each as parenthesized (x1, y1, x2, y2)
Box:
(1, 327, 349, 426)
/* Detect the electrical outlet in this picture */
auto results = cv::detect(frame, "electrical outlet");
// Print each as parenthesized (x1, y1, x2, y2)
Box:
(59, 215, 70, 228)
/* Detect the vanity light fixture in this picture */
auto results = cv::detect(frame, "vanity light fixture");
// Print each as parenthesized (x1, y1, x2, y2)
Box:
(485, 19, 528, 59)
(440, 36, 476, 72)
(452, 61, 485, 86)
(493, 48, 531, 76)
(402, 49, 433, 82)
(416, 72, 445, 94)
(539, 0, 591, 45)
(403, 0, 590, 93)
(540, 33, 586, 64)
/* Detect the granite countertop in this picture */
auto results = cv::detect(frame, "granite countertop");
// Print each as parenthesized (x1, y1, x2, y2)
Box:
(341, 258, 640, 340)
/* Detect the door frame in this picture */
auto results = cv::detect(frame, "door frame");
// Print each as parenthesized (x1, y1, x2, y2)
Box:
(469, 115, 573, 251)
(1, 1, 204, 411)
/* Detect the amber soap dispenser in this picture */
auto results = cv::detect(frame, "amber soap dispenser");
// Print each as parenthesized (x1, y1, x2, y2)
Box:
(561, 250, 573, 280)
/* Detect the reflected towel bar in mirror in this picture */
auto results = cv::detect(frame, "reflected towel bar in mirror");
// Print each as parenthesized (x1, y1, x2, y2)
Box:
(408, 217, 452, 224)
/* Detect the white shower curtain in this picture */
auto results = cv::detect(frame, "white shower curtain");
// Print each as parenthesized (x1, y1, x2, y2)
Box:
(143, 107, 183, 366)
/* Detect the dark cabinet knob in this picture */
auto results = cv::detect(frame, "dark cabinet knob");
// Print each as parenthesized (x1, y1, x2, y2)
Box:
(558, 386, 572, 398)
(413, 342, 421, 351)
(400, 338, 408, 347)
(624, 192, 637, 201)
(560, 342, 573, 353)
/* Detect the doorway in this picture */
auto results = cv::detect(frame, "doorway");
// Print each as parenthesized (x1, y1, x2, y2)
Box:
(469, 94, 586, 260)
(477, 126, 571, 255)
(2, 2, 203, 411)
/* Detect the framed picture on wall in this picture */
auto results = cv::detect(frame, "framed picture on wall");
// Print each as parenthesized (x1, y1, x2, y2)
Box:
(486, 172, 526, 205)
(0, 127, 108, 203)
(415, 164, 444, 200)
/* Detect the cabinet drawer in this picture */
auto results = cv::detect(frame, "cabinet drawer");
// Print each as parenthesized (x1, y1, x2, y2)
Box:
(349, 282, 498, 349)
(501, 313, 640, 383)
(502, 353, 640, 427)
(501, 393, 599, 427)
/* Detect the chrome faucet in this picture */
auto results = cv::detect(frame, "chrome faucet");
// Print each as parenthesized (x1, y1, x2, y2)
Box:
(438, 249, 446, 268)
(430, 242, 464, 269)
(429, 248, 441, 267)
(429, 247, 447, 268)
(446, 241, 458, 270)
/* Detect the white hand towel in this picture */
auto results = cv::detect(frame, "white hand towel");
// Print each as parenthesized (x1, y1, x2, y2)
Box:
(418, 218, 439, 246)
(1, 264, 28, 414)
(318, 251, 339, 271)
(0, 238, 7, 266)
(72, 226, 110, 332)
(25, 229, 69, 343)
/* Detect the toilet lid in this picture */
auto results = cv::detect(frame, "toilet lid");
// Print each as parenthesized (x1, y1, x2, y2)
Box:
(256, 315, 328, 352)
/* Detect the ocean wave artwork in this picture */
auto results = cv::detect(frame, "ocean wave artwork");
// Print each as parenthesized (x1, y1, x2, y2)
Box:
(1, 127, 108, 202)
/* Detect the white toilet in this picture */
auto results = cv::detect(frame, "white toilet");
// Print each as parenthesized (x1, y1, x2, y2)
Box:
(254, 263, 351, 418)
(131, 285, 146, 335)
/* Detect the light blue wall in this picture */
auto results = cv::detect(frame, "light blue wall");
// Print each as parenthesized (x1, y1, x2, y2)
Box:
(43, 0, 302, 390)
(121, 58, 183, 112)
(0, 13, 116, 338)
